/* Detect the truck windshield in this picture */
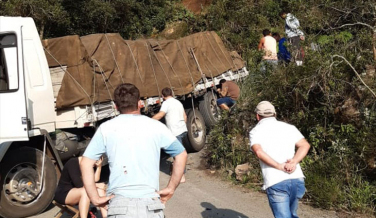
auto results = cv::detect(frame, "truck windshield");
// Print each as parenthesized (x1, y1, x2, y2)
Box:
(0, 34, 18, 92)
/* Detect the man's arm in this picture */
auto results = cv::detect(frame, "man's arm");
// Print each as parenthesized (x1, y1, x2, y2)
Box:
(183, 111, 187, 123)
(94, 156, 103, 182)
(152, 111, 166, 120)
(285, 138, 310, 172)
(219, 86, 228, 97)
(158, 150, 187, 204)
(251, 144, 286, 171)
(258, 37, 265, 50)
(80, 157, 113, 206)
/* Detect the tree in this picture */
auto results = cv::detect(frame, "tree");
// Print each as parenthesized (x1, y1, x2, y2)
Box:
(0, 0, 68, 38)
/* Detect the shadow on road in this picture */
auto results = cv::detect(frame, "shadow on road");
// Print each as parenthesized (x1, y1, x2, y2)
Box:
(201, 202, 249, 218)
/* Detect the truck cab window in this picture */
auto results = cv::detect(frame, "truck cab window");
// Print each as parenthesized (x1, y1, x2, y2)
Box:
(0, 34, 18, 92)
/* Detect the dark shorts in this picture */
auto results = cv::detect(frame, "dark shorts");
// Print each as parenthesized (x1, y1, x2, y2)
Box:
(176, 131, 187, 144)
(54, 185, 72, 205)
(217, 97, 235, 107)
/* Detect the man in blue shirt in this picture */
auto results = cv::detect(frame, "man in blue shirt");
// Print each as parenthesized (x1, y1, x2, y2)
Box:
(272, 32, 291, 64)
(80, 83, 187, 217)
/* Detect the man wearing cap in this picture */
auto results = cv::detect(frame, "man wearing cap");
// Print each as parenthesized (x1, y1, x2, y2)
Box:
(249, 101, 310, 218)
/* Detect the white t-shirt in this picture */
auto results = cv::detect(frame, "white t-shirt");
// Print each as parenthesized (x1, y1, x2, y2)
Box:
(249, 117, 305, 190)
(160, 97, 187, 136)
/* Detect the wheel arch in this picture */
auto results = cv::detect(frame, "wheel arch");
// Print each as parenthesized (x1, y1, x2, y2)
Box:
(0, 132, 63, 175)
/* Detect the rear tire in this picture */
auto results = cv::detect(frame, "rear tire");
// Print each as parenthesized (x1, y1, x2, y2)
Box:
(183, 109, 206, 153)
(199, 92, 220, 128)
(0, 147, 57, 218)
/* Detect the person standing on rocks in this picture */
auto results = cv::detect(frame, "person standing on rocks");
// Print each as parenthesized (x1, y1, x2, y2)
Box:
(249, 101, 310, 218)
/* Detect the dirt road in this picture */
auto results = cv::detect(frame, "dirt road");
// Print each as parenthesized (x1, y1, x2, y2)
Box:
(31, 149, 338, 218)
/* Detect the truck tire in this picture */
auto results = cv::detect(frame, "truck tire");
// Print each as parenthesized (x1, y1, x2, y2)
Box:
(199, 92, 220, 128)
(0, 147, 57, 218)
(183, 109, 206, 153)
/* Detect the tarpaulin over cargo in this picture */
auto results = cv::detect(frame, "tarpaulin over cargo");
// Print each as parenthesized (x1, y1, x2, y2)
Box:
(43, 35, 94, 108)
(43, 31, 245, 109)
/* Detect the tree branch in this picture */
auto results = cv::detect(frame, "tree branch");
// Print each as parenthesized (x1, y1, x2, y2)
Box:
(332, 55, 376, 98)
(329, 22, 374, 31)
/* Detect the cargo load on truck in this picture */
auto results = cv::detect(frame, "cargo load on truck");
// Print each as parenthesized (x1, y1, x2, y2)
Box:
(42, 31, 245, 109)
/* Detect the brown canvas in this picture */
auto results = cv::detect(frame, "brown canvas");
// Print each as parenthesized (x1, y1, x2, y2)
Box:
(43, 31, 245, 109)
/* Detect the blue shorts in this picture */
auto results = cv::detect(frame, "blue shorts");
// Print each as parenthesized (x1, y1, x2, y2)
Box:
(217, 97, 235, 107)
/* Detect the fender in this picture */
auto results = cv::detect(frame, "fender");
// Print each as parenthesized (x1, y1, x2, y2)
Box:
(0, 141, 12, 163)
(0, 130, 63, 174)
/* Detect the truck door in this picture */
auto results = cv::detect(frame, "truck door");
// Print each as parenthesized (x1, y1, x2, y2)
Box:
(0, 33, 29, 144)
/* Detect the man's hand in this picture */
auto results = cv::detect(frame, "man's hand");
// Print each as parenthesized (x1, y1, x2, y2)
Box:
(157, 187, 174, 204)
(95, 156, 103, 167)
(284, 159, 297, 173)
(92, 195, 114, 207)
(96, 182, 107, 190)
(277, 163, 287, 172)
(300, 35, 305, 41)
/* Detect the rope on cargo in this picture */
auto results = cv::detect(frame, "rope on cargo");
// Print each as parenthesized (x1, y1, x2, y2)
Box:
(148, 40, 174, 96)
(203, 32, 227, 70)
(93, 59, 114, 102)
(156, 41, 184, 97)
(202, 57, 218, 102)
(104, 34, 125, 83)
(176, 40, 196, 95)
(92, 60, 97, 104)
(92, 60, 116, 121)
(124, 41, 144, 84)
(190, 48, 207, 90)
(43, 48, 93, 106)
(93, 59, 116, 90)
(191, 94, 197, 126)
(208, 32, 237, 70)
(204, 52, 221, 75)
(145, 42, 162, 105)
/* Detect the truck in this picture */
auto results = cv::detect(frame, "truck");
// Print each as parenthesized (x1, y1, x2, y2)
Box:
(0, 16, 248, 217)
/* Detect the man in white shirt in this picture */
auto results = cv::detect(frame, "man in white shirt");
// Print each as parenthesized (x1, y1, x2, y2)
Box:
(153, 87, 188, 183)
(249, 101, 310, 218)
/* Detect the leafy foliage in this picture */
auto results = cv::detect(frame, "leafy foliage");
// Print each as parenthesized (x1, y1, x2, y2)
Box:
(0, 0, 375, 215)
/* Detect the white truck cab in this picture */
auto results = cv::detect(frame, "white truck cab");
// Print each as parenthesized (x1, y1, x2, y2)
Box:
(0, 17, 59, 218)
(0, 17, 55, 150)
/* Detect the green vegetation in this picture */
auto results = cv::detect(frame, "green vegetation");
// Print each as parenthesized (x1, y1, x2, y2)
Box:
(1, 0, 375, 215)
(205, 0, 376, 215)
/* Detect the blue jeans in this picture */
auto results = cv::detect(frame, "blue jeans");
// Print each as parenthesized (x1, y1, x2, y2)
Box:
(266, 178, 306, 218)
(176, 131, 187, 144)
(260, 59, 278, 73)
(217, 97, 235, 107)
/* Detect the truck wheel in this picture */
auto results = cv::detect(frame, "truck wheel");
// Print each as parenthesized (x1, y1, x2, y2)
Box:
(184, 109, 206, 153)
(0, 147, 57, 218)
(199, 92, 220, 128)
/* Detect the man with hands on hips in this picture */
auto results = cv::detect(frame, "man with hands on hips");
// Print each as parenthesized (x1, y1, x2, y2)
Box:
(80, 83, 187, 217)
